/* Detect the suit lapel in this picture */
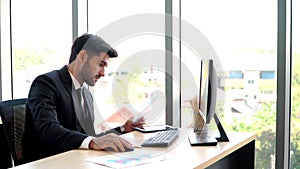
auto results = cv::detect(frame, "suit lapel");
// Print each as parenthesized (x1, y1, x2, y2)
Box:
(58, 65, 72, 96)
(58, 66, 84, 132)
(60, 65, 96, 136)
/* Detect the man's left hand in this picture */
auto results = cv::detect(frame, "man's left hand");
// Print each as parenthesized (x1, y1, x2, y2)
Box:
(122, 117, 145, 133)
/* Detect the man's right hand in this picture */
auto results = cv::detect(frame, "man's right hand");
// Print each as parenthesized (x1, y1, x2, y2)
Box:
(89, 133, 133, 152)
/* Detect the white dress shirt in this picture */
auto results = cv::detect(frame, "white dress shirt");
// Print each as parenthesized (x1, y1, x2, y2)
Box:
(68, 70, 94, 149)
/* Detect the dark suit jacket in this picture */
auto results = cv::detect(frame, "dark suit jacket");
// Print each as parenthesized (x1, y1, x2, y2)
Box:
(22, 65, 122, 163)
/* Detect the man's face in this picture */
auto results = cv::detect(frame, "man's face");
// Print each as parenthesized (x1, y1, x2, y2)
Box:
(81, 52, 109, 86)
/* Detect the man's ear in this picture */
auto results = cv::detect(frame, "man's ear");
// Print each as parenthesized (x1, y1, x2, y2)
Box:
(77, 50, 88, 62)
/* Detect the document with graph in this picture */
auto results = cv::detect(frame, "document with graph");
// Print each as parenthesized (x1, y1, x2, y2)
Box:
(86, 151, 169, 168)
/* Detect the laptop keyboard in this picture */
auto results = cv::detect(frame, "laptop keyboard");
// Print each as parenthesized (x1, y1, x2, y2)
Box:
(141, 128, 179, 147)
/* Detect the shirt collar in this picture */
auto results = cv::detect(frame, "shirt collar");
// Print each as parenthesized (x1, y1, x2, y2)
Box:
(68, 69, 81, 90)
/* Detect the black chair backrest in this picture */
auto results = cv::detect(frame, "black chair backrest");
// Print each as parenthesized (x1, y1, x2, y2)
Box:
(0, 123, 13, 169)
(0, 98, 27, 166)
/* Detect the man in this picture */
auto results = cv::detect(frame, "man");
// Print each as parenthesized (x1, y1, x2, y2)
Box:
(22, 33, 144, 163)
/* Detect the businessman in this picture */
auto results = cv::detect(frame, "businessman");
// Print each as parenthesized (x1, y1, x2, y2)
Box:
(22, 33, 144, 163)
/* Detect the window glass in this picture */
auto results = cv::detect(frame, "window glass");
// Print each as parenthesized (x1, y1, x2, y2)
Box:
(260, 71, 275, 79)
(88, 0, 165, 133)
(181, 0, 277, 168)
(11, 0, 72, 99)
(291, 0, 300, 168)
(229, 71, 244, 79)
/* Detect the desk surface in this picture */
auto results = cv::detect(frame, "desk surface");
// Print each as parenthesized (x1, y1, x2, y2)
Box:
(12, 129, 255, 169)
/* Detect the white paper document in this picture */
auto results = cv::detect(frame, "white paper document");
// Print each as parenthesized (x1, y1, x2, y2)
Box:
(86, 150, 169, 169)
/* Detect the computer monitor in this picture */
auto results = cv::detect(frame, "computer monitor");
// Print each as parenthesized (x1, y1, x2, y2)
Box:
(188, 59, 229, 146)
(199, 59, 216, 124)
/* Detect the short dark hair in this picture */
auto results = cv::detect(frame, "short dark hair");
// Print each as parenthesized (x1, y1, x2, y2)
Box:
(69, 33, 118, 63)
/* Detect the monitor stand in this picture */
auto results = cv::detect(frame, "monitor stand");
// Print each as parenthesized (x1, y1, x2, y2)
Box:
(188, 114, 229, 146)
(188, 125, 217, 146)
(214, 114, 229, 142)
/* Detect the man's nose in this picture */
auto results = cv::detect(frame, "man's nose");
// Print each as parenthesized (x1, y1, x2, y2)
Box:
(98, 67, 105, 77)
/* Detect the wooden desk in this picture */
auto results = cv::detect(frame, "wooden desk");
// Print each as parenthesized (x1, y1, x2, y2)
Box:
(12, 129, 255, 169)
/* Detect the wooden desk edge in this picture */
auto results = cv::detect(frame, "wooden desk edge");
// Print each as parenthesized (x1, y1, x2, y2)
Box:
(11, 132, 256, 169)
(196, 132, 256, 169)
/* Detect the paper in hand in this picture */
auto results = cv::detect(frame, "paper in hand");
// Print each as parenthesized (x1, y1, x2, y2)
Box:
(133, 113, 144, 123)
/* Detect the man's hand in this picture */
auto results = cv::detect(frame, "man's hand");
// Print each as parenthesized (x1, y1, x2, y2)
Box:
(123, 117, 145, 133)
(89, 133, 133, 152)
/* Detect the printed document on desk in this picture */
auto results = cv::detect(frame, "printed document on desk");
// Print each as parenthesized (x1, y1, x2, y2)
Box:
(86, 149, 169, 169)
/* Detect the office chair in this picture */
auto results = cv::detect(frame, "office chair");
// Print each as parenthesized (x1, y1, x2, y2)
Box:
(0, 122, 13, 169)
(0, 98, 27, 167)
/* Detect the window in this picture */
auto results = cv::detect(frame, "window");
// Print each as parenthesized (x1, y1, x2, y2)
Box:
(261, 90, 273, 95)
(181, 0, 277, 168)
(228, 71, 244, 79)
(260, 71, 275, 79)
(291, 0, 300, 168)
(11, 0, 72, 99)
(88, 0, 165, 133)
(248, 80, 254, 84)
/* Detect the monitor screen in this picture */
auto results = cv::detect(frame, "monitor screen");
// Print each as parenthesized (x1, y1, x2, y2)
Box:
(189, 59, 229, 146)
(199, 59, 216, 124)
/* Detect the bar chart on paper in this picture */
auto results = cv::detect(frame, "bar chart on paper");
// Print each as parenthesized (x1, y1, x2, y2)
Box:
(86, 152, 169, 168)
